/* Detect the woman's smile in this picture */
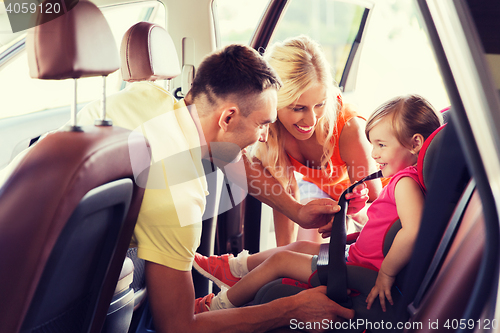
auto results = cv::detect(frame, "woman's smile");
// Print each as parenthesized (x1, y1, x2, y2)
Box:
(294, 124, 314, 133)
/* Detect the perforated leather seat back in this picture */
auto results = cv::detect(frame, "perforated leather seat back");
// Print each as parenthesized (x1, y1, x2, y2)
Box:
(0, 126, 148, 333)
(20, 178, 133, 333)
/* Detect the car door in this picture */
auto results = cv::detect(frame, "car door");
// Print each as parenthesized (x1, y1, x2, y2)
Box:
(414, 0, 500, 328)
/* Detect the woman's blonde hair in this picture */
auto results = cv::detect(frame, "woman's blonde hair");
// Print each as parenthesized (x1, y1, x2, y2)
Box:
(250, 35, 340, 190)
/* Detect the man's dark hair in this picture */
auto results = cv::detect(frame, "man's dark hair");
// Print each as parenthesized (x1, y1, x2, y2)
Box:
(189, 44, 281, 116)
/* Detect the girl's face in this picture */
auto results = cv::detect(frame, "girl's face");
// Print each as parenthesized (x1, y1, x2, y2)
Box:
(277, 81, 327, 140)
(369, 117, 418, 177)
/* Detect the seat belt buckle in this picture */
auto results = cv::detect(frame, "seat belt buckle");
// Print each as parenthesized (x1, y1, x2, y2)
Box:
(407, 302, 418, 317)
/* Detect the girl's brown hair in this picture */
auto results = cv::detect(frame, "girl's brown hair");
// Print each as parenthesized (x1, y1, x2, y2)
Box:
(365, 94, 442, 148)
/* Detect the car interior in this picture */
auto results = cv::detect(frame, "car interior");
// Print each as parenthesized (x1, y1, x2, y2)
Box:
(1, 0, 500, 332)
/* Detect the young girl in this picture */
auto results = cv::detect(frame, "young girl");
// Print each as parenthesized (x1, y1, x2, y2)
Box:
(251, 35, 383, 245)
(194, 94, 442, 314)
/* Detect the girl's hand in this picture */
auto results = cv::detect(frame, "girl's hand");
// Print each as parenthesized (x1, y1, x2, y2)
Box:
(345, 183, 369, 215)
(366, 269, 395, 312)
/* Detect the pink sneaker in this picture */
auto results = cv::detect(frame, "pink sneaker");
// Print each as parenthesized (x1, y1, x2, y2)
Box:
(194, 293, 214, 314)
(193, 253, 241, 288)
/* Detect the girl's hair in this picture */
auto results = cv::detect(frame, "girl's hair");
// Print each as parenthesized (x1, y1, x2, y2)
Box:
(250, 35, 340, 190)
(365, 94, 442, 148)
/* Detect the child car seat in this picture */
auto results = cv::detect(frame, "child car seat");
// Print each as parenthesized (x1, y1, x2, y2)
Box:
(254, 123, 454, 332)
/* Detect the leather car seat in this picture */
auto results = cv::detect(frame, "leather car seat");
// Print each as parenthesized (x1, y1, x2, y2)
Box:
(0, 2, 149, 333)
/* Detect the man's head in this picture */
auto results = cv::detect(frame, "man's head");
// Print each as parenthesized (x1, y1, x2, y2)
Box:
(187, 45, 281, 163)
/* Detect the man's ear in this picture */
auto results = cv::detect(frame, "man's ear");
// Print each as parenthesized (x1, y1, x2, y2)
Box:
(218, 106, 238, 132)
(411, 133, 425, 154)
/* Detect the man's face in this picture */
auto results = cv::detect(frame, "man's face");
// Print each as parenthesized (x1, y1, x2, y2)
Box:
(212, 89, 277, 163)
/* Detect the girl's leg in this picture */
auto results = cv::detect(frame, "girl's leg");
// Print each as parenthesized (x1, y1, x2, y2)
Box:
(193, 241, 320, 289)
(246, 240, 320, 271)
(227, 250, 314, 307)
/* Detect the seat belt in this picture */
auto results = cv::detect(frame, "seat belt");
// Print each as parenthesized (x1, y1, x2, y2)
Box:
(317, 170, 383, 307)
(407, 179, 476, 314)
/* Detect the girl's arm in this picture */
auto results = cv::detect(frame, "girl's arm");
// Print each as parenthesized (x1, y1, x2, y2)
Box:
(366, 177, 425, 311)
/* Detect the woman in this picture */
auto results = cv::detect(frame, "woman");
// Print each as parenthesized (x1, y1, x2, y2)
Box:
(251, 35, 384, 245)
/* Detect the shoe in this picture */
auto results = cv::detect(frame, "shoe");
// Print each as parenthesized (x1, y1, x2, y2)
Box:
(193, 253, 241, 288)
(194, 293, 214, 314)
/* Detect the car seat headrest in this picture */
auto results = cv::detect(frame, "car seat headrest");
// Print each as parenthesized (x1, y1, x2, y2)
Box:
(440, 106, 451, 124)
(120, 22, 181, 82)
(26, 0, 120, 80)
(418, 124, 447, 191)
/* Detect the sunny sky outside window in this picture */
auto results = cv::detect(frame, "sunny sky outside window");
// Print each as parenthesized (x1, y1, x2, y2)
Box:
(215, 0, 449, 119)
(0, 1, 165, 119)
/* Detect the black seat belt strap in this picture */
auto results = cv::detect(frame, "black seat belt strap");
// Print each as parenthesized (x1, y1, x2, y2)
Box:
(317, 170, 383, 307)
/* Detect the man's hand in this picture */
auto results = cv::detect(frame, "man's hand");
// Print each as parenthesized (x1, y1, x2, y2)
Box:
(289, 286, 355, 332)
(295, 198, 340, 230)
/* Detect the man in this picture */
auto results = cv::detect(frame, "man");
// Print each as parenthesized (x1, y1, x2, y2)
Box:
(64, 45, 355, 331)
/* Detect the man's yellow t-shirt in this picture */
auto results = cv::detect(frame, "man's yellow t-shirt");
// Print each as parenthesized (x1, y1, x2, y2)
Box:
(77, 81, 208, 271)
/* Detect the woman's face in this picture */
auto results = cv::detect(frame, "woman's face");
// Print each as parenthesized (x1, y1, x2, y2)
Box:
(277, 81, 327, 141)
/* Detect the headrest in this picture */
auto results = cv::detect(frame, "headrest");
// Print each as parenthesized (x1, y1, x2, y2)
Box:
(418, 124, 447, 191)
(26, 0, 119, 80)
(120, 22, 181, 82)
(440, 106, 451, 124)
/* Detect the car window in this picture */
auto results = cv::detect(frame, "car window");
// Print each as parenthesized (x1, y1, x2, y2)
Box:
(0, 1, 166, 120)
(270, 0, 367, 86)
(266, 0, 449, 118)
(353, 0, 449, 116)
(255, 0, 451, 251)
(215, 0, 270, 47)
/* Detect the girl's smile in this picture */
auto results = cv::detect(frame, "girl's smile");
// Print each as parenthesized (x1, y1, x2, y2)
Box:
(369, 117, 419, 178)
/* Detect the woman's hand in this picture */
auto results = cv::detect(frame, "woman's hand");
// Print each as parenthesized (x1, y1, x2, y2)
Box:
(365, 269, 395, 312)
